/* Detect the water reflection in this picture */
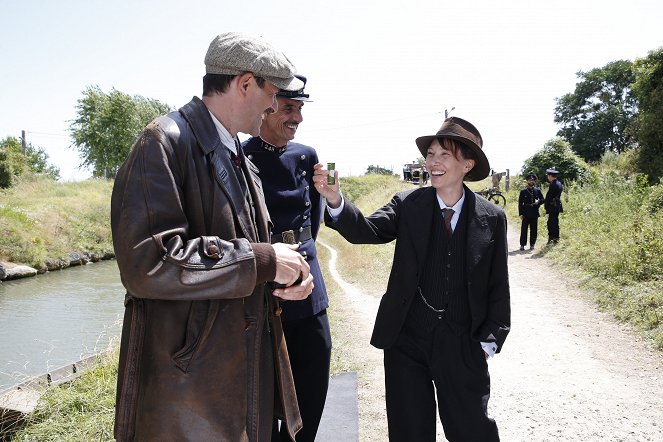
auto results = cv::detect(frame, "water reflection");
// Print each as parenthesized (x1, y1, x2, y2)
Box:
(0, 260, 124, 391)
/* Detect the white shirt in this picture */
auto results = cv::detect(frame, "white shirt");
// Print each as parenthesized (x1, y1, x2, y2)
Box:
(435, 191, 464, 233)
(208, 111, 238, 154)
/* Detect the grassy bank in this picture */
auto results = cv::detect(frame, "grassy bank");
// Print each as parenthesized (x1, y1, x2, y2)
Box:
(6, 171, 663, 439)
(0, 174, 114, 270)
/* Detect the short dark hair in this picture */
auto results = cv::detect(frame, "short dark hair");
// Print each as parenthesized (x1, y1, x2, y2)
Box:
(203, 72, 266, 97)
(440, 138, 478, 164)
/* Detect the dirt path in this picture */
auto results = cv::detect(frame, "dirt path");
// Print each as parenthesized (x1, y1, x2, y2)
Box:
(319, 222, 663, 441)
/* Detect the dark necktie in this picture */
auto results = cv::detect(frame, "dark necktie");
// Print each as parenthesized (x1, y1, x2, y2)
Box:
(229, 141, 248, 198)
(228, 144, 257, 234)
(442, 208, 454, 237)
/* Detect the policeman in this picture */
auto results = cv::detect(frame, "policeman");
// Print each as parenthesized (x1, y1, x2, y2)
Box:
(544, 167, 564, 244)
(518, 173, 545, 250)
(242, 75, 331, 442)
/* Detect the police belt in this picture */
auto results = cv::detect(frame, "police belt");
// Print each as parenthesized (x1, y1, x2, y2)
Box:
(270, 226, 312, 245)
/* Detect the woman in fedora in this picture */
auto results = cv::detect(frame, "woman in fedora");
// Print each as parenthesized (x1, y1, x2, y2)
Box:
(313, 117, 510, 441)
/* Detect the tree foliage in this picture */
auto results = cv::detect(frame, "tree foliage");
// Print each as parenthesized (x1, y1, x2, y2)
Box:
(69, 86, 172, 178)
(365, 165, 395, 176)
(554, 60, 638, 162)
(521, 137, 595, 184)
(0, 136, 60, 188)
(631, 47, 663, 183)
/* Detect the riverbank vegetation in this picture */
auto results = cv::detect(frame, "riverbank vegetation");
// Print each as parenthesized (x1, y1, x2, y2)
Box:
(10, 348, 118, 441)
(7, 161, 663, 439)
(0, 175, 114, 270)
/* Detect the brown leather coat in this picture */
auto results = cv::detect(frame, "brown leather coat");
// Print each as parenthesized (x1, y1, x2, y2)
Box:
(111, 97, 302, 441)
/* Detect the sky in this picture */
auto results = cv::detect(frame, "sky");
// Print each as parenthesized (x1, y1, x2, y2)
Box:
(1, 0, 662, 181)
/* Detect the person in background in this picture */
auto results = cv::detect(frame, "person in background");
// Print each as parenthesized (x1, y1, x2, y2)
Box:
(544, 167, 563, 244)
(242, 75, 331, 442)
(312, 117, 510, 441)
(110, 32, 313, 442)
(518, 173, 544, 250)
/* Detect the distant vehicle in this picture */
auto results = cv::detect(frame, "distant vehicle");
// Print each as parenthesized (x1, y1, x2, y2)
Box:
(403, 163, 428, 185)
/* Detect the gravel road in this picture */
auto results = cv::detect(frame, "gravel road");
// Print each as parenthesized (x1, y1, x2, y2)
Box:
(320, 222, 663, 441)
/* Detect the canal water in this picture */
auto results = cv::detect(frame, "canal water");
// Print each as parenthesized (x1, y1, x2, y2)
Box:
(0, 260, 124, 391)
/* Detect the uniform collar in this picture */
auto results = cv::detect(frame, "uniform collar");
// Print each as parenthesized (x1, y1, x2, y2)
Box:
(259, 138, 287, 154)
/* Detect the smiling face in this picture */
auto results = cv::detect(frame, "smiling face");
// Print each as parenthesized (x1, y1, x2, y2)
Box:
(259, 97, 304, 146)
(424, 138, 475, 194)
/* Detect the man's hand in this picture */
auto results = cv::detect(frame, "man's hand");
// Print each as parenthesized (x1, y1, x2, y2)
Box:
(313, 163, 342, 208)
(273, 272, 315, 301)
(271, 243, 312, 300)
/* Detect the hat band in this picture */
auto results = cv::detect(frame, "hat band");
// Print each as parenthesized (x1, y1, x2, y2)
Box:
(278, 89, 309, 99)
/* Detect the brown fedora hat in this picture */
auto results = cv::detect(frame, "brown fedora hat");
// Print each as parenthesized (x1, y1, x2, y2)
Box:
(415, 116, 490, 181)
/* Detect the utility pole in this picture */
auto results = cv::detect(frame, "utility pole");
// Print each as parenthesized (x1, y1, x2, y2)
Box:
(21, 130, 26, 154)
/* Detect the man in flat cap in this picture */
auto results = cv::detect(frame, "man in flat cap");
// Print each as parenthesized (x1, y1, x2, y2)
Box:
(111, 32, 312, 441)
(544, 167, 564, 244)
(242, 75, 331, 442)
(313, 117, 510, 441)
(518, 173, 545, 250)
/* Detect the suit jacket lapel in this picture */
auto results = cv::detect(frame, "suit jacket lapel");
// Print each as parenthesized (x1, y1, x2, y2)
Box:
(464, 187, 493, 273)
(408, 187, 437, 274)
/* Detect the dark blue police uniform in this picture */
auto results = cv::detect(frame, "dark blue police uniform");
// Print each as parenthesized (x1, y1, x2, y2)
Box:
(544, 169, 564, 244)
(518, 175, 545, 249)
(242, 136, 331, 442)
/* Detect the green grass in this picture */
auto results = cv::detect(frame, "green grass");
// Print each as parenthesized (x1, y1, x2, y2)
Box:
(10, 348, 119, 441)
(0, 174, 114, 269)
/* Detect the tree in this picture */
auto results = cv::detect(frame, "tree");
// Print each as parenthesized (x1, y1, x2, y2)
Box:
(365, 165, 394, 175)
(554, 60, 638, 162)
(0, 149, 12, 188)
(69, 86, 172, 178)
(521, 137, 594, 184)
(24, 144, 60, 180)
(0, 136, 60, 188)
(631, 47, 663, 183)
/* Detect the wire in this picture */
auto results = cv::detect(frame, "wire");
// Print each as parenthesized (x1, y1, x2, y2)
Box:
(25, 131, 70, 138)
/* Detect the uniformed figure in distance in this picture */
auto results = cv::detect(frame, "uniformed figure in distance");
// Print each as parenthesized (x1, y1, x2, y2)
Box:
(544, 167, 563, 244)
(518, 173, 544, 250)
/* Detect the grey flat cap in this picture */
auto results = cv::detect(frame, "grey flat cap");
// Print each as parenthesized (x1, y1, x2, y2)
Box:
(205, 32, 303, 91)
